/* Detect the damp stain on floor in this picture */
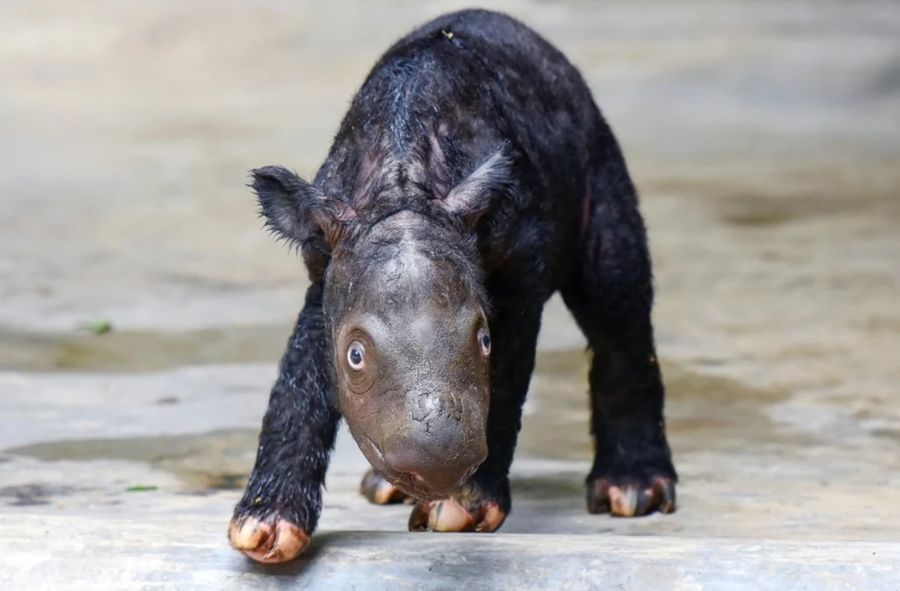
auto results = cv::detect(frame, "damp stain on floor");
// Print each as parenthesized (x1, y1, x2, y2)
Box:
(5, 429, 258, 493)
(0, 325, 291, 373)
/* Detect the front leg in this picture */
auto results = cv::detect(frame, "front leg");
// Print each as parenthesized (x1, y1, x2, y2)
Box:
(409, 299, 543, 532)
(228, 283, 339, 563)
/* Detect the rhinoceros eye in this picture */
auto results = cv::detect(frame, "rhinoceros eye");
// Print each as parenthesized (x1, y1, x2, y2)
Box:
(347, 341, 366, 370)
(477, 326, 491, 356)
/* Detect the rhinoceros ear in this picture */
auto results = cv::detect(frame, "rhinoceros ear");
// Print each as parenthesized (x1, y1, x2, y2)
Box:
(440, 146, 514, 227)
(251, 166, 355, 248)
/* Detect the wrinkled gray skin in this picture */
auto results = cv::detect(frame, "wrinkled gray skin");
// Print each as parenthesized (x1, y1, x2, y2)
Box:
(324, 212, 492, 499)
(252, 135, 512, 502)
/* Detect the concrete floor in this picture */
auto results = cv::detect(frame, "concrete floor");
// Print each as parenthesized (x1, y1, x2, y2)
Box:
(1, 0, 899, 589)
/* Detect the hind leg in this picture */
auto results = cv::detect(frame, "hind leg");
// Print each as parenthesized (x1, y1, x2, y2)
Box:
(359, 468, 412, 505)
(562, 156, 677, 517)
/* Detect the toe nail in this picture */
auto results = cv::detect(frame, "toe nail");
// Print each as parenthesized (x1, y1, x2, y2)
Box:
(610, 486, 638, 517)
(476, 503, 506, 532)
(431, 500, 475, 532)
(362, 470, 409, 505)
(408, 502, 432, 531)
(229, 518, 268, 550)
(587, 479, 611, 514)
(372, 480, 396, 504)
(654, 479, 676, 513)
(271, 522, 307, 562)
(634, 488, 654, 516)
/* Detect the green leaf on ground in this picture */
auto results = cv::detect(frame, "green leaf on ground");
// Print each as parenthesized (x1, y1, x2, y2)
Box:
(79, 320, 113, 335)
(125, 485, 158, 492)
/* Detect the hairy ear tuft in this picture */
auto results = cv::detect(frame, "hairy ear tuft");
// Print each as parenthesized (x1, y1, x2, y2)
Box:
(251, 166, 354, 248)
(441, 145, 515, 226)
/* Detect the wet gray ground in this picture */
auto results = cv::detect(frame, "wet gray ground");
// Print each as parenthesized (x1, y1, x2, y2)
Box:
(1, 1, 899, 589)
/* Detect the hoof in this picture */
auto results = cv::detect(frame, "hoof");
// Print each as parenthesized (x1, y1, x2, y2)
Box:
(408, 496, 506, 533)
(359, 468, 412, 505)
(228, 516, 309, 564)
(587, 475, 676, 517)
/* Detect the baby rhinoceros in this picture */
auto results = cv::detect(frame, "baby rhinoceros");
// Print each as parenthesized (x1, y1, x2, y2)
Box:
(229, 9, 677, 563)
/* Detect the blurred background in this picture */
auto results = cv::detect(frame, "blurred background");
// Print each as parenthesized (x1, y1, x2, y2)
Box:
(1, 0, 898, 587)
